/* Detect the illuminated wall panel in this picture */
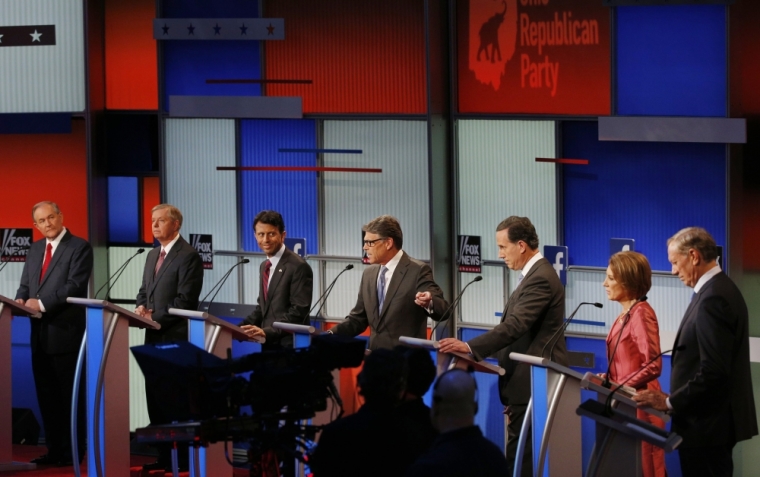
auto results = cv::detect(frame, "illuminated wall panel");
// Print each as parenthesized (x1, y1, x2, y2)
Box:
(0, 0, 85, 113)
(264, 0, 426, 114)
(0, 119, 89, 242)
(239, 119, 318, 255)
(457, 119, 557, 324)
(457, 0, 611, 115)
(142, 177, 161, 244)
(562, 121, 726, 271)
(323, 120, 430, 259)
(105, 0, 158, 110)
(616, 5, 726, 117)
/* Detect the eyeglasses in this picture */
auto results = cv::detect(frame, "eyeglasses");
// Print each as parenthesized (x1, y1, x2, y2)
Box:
(363, 238, 386, 247)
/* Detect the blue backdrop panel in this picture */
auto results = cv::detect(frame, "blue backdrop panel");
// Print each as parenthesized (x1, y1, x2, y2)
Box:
(616, 5, 726, 117)
(163, 41, 262, 112)
(108, 176, 139, 243)
(562, 121, 725, 271)
(240, 120, 318, 255)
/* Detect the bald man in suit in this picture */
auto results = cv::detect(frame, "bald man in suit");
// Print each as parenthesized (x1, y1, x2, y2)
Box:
(329, 215, 448, 350)
(15, 201, 92, 466)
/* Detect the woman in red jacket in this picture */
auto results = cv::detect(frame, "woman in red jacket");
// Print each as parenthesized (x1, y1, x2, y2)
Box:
(603, 251, 666, 477)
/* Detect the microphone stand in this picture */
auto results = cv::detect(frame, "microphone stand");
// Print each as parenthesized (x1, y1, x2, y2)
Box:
(95, 248, 145, 299)
(542, 301, 603, 360)
(310, 264, 354, 318)
(430, 275, 482, 340)
(199, 258, 249, 311)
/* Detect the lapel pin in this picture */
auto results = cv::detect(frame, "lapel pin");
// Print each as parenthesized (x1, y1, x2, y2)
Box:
(278, 269, 283, 273)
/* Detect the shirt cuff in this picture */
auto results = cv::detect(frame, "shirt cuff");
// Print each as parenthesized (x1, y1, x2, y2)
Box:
(465, 342, 473, 355)
(38, 300, 46, 313)
(665, 397, 673, 411)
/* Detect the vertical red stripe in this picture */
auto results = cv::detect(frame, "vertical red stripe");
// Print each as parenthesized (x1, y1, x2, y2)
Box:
(142, 177, 160, 244)
(105, 0, 158, 110)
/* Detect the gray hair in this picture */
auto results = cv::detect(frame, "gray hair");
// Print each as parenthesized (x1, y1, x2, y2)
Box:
(31, 201, 61, 219)
(667, 227, 718, 262)
(152, 204, 184, 229)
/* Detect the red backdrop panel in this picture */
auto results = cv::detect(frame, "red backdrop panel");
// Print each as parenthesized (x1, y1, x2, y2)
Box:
(458, 0, 610, 115)
(105, 0, 158, 110)
(264, 0, 427, 114)
(142, 176, 161, 244)
(0, 120, 89, 241)
(730, 1, 760, 116)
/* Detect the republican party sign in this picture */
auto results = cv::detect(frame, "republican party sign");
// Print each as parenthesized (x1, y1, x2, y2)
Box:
(458, 0, 610, 115)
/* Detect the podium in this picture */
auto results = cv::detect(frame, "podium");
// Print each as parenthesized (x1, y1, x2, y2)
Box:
(0, 295, 41, 472)
(398, 337, 506, 376)
(272, 322, 320, 349)
(167, 308, 264, 477)
(509, 352, 584, 477)
(577, 373, 680, 477)
(66, 298, 159, 477)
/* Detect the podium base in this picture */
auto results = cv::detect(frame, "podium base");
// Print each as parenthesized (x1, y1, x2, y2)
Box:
(0, 461, 37, 472)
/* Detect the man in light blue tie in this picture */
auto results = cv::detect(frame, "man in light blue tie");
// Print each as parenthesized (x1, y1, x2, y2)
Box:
(329, 215, 449, 350)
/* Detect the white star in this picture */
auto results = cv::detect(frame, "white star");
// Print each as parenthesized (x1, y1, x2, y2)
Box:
(30, 30, 42, 42)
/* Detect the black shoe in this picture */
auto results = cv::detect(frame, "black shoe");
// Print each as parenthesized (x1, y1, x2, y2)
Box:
(55, 458, 74, 467)
(30, 454, 60, 465)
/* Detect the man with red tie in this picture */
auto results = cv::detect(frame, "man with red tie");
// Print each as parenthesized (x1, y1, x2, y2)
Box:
(135, 203, 203, 472)
(15, 201, 93, 466)
(240, 210, 313, 351)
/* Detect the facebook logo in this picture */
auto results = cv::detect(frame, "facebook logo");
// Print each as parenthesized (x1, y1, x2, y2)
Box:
(610, 238, 635, 256)
(285, 238, 306, 258)
(544, 245, 568, 286)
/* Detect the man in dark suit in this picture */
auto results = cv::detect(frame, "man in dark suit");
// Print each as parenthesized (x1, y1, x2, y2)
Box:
(328, 215, 448, 350)
(439, 216, 566, 477)
(634, 227, 757, 477)
(240, 210, 313, 350)
(15, 201, 92, 466)
(135, 204, 204, 471)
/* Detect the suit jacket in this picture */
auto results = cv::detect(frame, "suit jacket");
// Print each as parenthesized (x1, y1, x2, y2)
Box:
(331, 252, 448, 350)
(15, 230, 93, 355)
(670, 271, 758, 448)
(242, 247, 313, 350)
(467, 257, 566, 405)
(136, 236, 204, 343)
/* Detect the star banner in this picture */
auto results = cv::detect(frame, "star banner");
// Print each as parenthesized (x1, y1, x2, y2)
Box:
(0, 25, 56, 47)
(153, 18, 284, 40)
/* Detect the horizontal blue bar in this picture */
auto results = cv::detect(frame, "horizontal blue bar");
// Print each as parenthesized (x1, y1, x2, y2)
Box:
(278, 148, 362, 154)
(568, 319, 606, 327)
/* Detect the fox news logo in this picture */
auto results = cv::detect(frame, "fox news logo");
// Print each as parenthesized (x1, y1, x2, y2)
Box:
(458, 235, 481, 273)
(1, 228, 33, 262)
(190, 234, 213, 270)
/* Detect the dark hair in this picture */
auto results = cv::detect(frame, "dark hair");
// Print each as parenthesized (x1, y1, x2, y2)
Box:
(608, 251, 652, 300)
(253, 210, 285, 233)
(667, 227, 718, 262)
(363, 215, 403, 250)
(357, 348, 407, 403)
(496, 216, 539, 250)
(394, 345, 436, 398)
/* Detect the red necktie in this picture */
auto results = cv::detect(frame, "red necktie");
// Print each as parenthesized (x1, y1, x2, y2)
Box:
(262, 260, 272, 300)
(154, 249, 166, 277)
(39, 243, 53, 282)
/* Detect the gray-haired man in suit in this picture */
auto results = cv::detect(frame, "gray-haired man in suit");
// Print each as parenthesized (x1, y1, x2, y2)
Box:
(439, 216, 566, 477)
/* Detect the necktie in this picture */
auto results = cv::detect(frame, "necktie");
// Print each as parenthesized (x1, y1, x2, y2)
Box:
(263, 260, 272, 300)
(377, 266, 388, 314)
(154, 249, 166, 277)
(39, 243, 53, 282)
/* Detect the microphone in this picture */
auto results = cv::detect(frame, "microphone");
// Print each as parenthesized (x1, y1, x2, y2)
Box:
(602, 296, 647, 388)
(542, 301, 602, 360)
(198, 258, 249, 311)
(95, 248, 145, 299)
(310, 264, 354, 318)
(0, 261, 8, 274)
(604, 345, 685, 416)
(431, 275, 483, 339)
